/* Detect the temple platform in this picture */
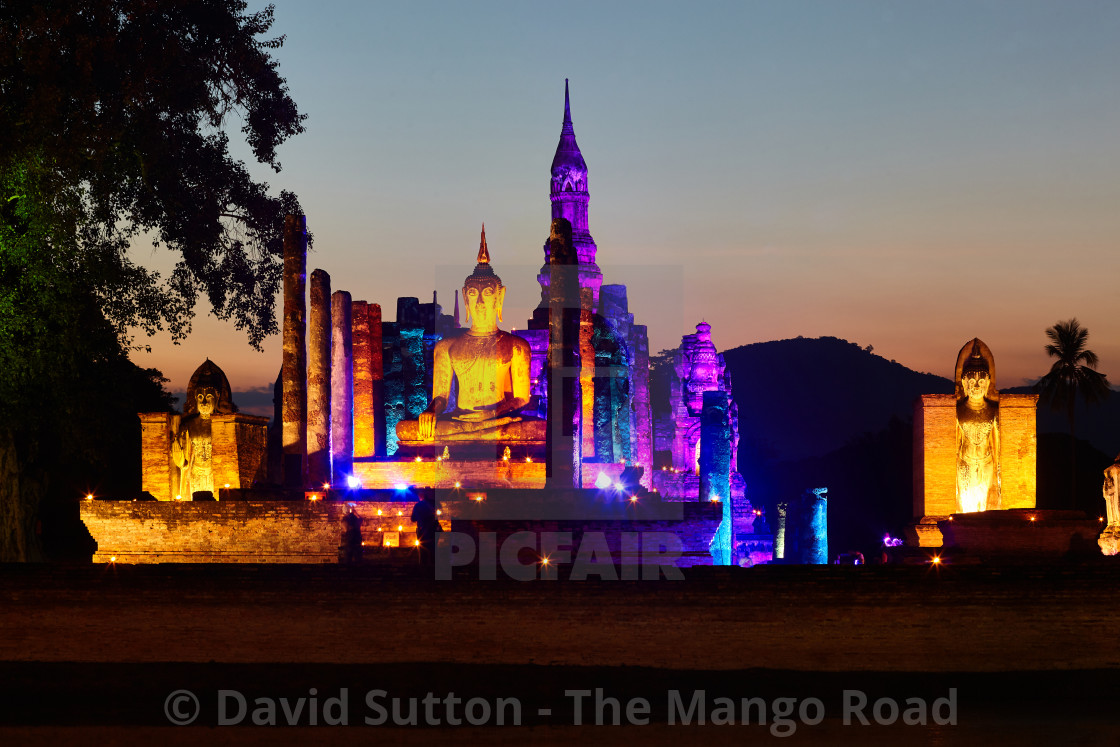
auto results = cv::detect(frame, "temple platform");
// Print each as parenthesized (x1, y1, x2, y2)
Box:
(350, 458, 631, 491)
(937, 509, 1104, 562)
(79, 487, 722, 565)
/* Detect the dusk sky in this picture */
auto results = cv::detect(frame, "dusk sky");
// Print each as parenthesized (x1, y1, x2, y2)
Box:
(133, 1, 1120, 405)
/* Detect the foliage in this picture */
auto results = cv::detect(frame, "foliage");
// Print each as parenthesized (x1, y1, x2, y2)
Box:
(1035, 319, 1111, 422)
(1035, 318, 1110, 504)
(0, 1, 307, 560)
(0, 0, 305, 349)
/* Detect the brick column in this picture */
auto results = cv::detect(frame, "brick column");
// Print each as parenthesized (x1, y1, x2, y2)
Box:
(331, 291, 353, 486)
(281, 215, 307, 488)
(307, 269, 332, 487)
(352, 301, 374, 459)
(546, 218, 580, 488)
(369, 303, 385, 456)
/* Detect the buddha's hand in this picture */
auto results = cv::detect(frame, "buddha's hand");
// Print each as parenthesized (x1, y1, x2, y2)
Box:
(419, 412, 437, 440)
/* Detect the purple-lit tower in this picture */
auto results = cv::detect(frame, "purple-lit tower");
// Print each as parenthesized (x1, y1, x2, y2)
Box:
(654, 322, 763, 564)
(535, 80, 603, 311)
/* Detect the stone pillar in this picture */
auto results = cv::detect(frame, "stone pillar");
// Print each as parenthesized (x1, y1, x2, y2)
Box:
(331, 292, 353, 486)
(579, 298, 595, 462)
(631, 325, 653, 488)
(369, 303, 385, 456)
(546, 218, 580, 488)
(593, 344, 613, 463)
(802, 488, 828, 564)
(352, 301, 374, 459)
(307, 269, 331, 487)
(281, 215, 307, 488)
(701, 389, 733, 564)
(699, 391, 731, 504)
(774, 502, 788, 560)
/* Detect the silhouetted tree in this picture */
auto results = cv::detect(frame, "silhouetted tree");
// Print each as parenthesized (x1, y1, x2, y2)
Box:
(0, 1, 307, 560)
(1035, 319, 1110, 505)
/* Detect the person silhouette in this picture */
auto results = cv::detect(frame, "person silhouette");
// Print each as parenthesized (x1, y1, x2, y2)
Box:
(410, 490, 443, 566)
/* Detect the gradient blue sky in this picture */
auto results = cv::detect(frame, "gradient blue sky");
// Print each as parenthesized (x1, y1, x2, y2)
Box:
(134, 0, 1120, 402)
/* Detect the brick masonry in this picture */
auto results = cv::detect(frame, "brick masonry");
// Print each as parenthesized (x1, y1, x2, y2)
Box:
(139, 413, 268, 501)
(80, 500, 447, 563)
(80, 493, 720, 565)
(913, 393, 1037, 520)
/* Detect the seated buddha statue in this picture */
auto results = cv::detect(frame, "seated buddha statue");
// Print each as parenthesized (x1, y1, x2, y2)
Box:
(396, 227, 543, 444)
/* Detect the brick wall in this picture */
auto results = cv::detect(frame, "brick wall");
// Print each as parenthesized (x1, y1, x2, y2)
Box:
(138, 412, 269, 501)
(79, 495, 717, 566)
(999, 394, 1038, 509)
(80, 500, 447, 563)
(913, 393, 1036, 519)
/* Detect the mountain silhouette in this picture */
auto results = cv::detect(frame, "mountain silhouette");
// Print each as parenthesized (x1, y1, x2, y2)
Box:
(723, 336, 951, 464)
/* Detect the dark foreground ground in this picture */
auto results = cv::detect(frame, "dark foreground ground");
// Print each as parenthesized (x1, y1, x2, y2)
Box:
(1, 562, 1118, 745)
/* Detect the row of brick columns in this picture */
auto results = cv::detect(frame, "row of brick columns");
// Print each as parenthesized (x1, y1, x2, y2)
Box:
(281, 214, 384, 490)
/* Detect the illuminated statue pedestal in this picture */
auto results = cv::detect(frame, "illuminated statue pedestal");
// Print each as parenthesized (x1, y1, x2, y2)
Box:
(350, 459, 630, 491)
(937, 510, 1104, 562)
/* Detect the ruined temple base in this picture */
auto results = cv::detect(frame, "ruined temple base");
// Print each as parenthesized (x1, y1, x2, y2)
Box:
(80, 499, 448, 564)
(79, 488, 722, 565)
(351, 458, 630, 491)
(936, 509, 1104, 562)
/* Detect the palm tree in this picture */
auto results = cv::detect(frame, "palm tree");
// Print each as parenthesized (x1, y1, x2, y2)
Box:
(1035, 319, 1111, 506)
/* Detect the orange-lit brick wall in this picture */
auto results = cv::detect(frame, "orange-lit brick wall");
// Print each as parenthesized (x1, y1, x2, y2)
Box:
(80, 500, 446, 563)
(139, 413, 176, 502)
(138, 413, 269, 501)
(999, 394, 1038, 510)
(913, 393, 1036, 520)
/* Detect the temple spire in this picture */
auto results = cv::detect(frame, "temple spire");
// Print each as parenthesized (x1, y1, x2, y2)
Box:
(477, 223, 490, 264)
(562, 78, 574, 136)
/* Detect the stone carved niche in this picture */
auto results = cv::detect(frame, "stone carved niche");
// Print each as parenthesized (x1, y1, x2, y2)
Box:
(139, 360, 269, 500)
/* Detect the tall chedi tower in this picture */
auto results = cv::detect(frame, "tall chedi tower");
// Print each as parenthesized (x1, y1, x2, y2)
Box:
(534, 80, 604, 313)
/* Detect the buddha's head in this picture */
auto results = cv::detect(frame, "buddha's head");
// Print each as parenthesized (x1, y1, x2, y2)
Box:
(195, 388, 217, 418)
(954, 337, 998, 404)
(184, 359, 237, 417)
(961, 350, 990, 404)
(463, 225, 505, 331)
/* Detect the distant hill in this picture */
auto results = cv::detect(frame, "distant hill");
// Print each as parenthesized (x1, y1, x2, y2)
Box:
(722, 336, 951, 464)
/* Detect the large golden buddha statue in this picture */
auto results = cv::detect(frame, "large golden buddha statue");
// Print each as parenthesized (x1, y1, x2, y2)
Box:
(955, 338, 1000, 513)
(171, 359, 237, 498)
(396, 228, 540, 444)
